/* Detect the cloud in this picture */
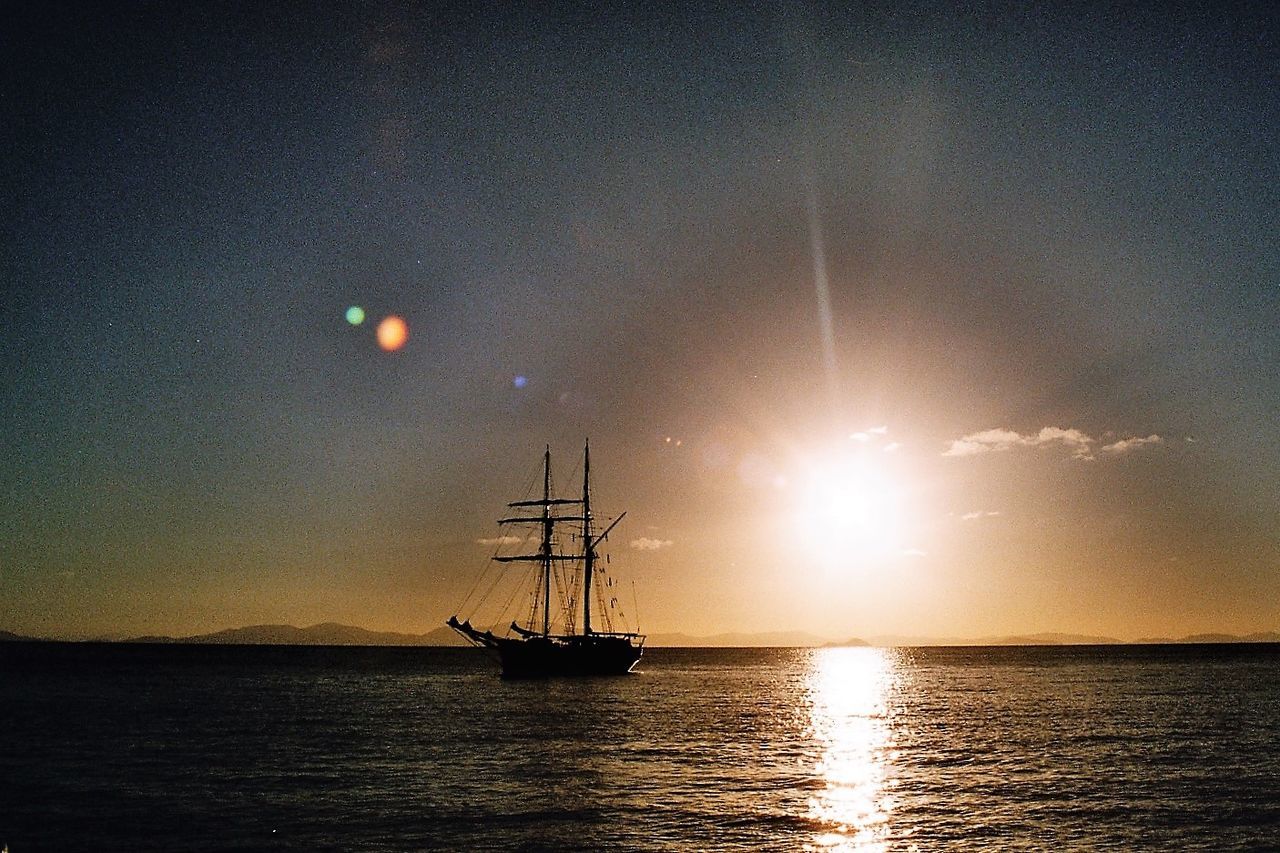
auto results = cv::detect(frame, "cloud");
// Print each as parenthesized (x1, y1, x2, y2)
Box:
(1034, 427, 1094, 459)
(630, 537, 673, 551)
(961, 510, 1001, 520)
(851, 426, 890, 443)
(1101, 434, 1163, 454)
(476, 535, 522, 547)
(942, 428, 1028, 457)
(943, 426, 1160, 461)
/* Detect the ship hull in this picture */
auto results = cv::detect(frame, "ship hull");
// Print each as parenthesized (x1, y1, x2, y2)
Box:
(447, 617, 643, 677)
(494, 634, 643, 678)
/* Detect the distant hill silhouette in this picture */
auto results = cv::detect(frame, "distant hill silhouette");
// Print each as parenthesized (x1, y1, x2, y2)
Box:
(1133, 631, 1280, 644)
(645, 630, 855, 647)
(868, 632, 1125, 646)
(874, 631, 1280, 646)
(122, 622, 469, 647)
(5, 624, 1278, 647)
(991, 632, 1125, 645)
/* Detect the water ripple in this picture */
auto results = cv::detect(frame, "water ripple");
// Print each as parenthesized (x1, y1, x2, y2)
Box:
(3, 643, 1279, 850)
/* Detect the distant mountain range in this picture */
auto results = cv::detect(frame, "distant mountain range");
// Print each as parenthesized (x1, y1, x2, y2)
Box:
(121, 622, 470, 647)
(1133, 632, 1280, 645)
(868, 631, 1130, 646)
(2, 624, 1278, 647)
(645, 630, 862, 647)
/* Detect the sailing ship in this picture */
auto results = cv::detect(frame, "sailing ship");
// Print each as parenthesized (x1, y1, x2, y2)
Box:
(447, 443, 644, 677)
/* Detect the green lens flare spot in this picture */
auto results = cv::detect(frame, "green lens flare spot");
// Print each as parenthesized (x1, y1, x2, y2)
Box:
(345, 305, 365, 325)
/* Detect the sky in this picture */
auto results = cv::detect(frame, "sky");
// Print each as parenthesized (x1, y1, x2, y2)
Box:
(2, 1, 1276, 641)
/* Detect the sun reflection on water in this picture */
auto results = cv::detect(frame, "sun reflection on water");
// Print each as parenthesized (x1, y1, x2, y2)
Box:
(805, 647, 899, 852)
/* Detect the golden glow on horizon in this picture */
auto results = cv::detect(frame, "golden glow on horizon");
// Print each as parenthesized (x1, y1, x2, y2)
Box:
(807, 646, 897, 851)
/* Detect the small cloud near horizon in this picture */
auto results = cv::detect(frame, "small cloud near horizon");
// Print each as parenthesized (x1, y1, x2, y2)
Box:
(851, 425, 890, 443)
(961, 510, 1001, 520)
(1101, 434, 1163, 454)
(631, 537, 674, 551)
(476, 535, 522, 547)
(944, 427, 1163, 461)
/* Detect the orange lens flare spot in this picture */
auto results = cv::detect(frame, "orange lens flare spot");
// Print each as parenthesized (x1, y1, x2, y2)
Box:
(376, 315, 408, 351)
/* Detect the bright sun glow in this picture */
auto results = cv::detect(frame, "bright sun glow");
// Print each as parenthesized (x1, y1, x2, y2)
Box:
(792, 447, 908, 566)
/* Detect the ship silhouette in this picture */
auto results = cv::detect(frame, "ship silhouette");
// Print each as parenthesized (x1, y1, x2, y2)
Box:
(448, 443, 644, 677)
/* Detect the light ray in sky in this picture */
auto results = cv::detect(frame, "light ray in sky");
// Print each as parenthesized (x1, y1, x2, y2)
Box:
(806, 183, 840, 415)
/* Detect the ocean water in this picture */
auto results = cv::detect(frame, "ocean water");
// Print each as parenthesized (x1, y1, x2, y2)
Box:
(2, 643, 1278, 851)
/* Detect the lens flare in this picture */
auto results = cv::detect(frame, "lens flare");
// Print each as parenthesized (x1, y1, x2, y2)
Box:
(345, 305, 365, 325)
(513, 375, 528, 389)
(377, 315, 408, 351)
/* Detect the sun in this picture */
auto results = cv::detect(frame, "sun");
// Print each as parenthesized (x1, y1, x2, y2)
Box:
(791, 446, 908, 565)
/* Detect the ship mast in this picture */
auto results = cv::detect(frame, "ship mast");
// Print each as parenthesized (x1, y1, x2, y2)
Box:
(540, 446, 552, 636)
(495, 448, 583, 636)
(581, 442, 594, 635)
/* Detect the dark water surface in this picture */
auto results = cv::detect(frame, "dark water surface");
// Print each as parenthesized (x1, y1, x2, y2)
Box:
(3, 643, 1278, 851)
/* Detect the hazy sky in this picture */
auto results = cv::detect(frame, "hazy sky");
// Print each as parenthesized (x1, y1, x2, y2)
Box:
(3, 2, 1276, 641)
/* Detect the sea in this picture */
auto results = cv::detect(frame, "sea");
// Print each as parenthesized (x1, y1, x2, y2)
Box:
(2, 643, 1278, 852)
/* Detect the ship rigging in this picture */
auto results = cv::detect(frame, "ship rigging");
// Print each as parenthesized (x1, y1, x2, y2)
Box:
(448, 443, 644, 677)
